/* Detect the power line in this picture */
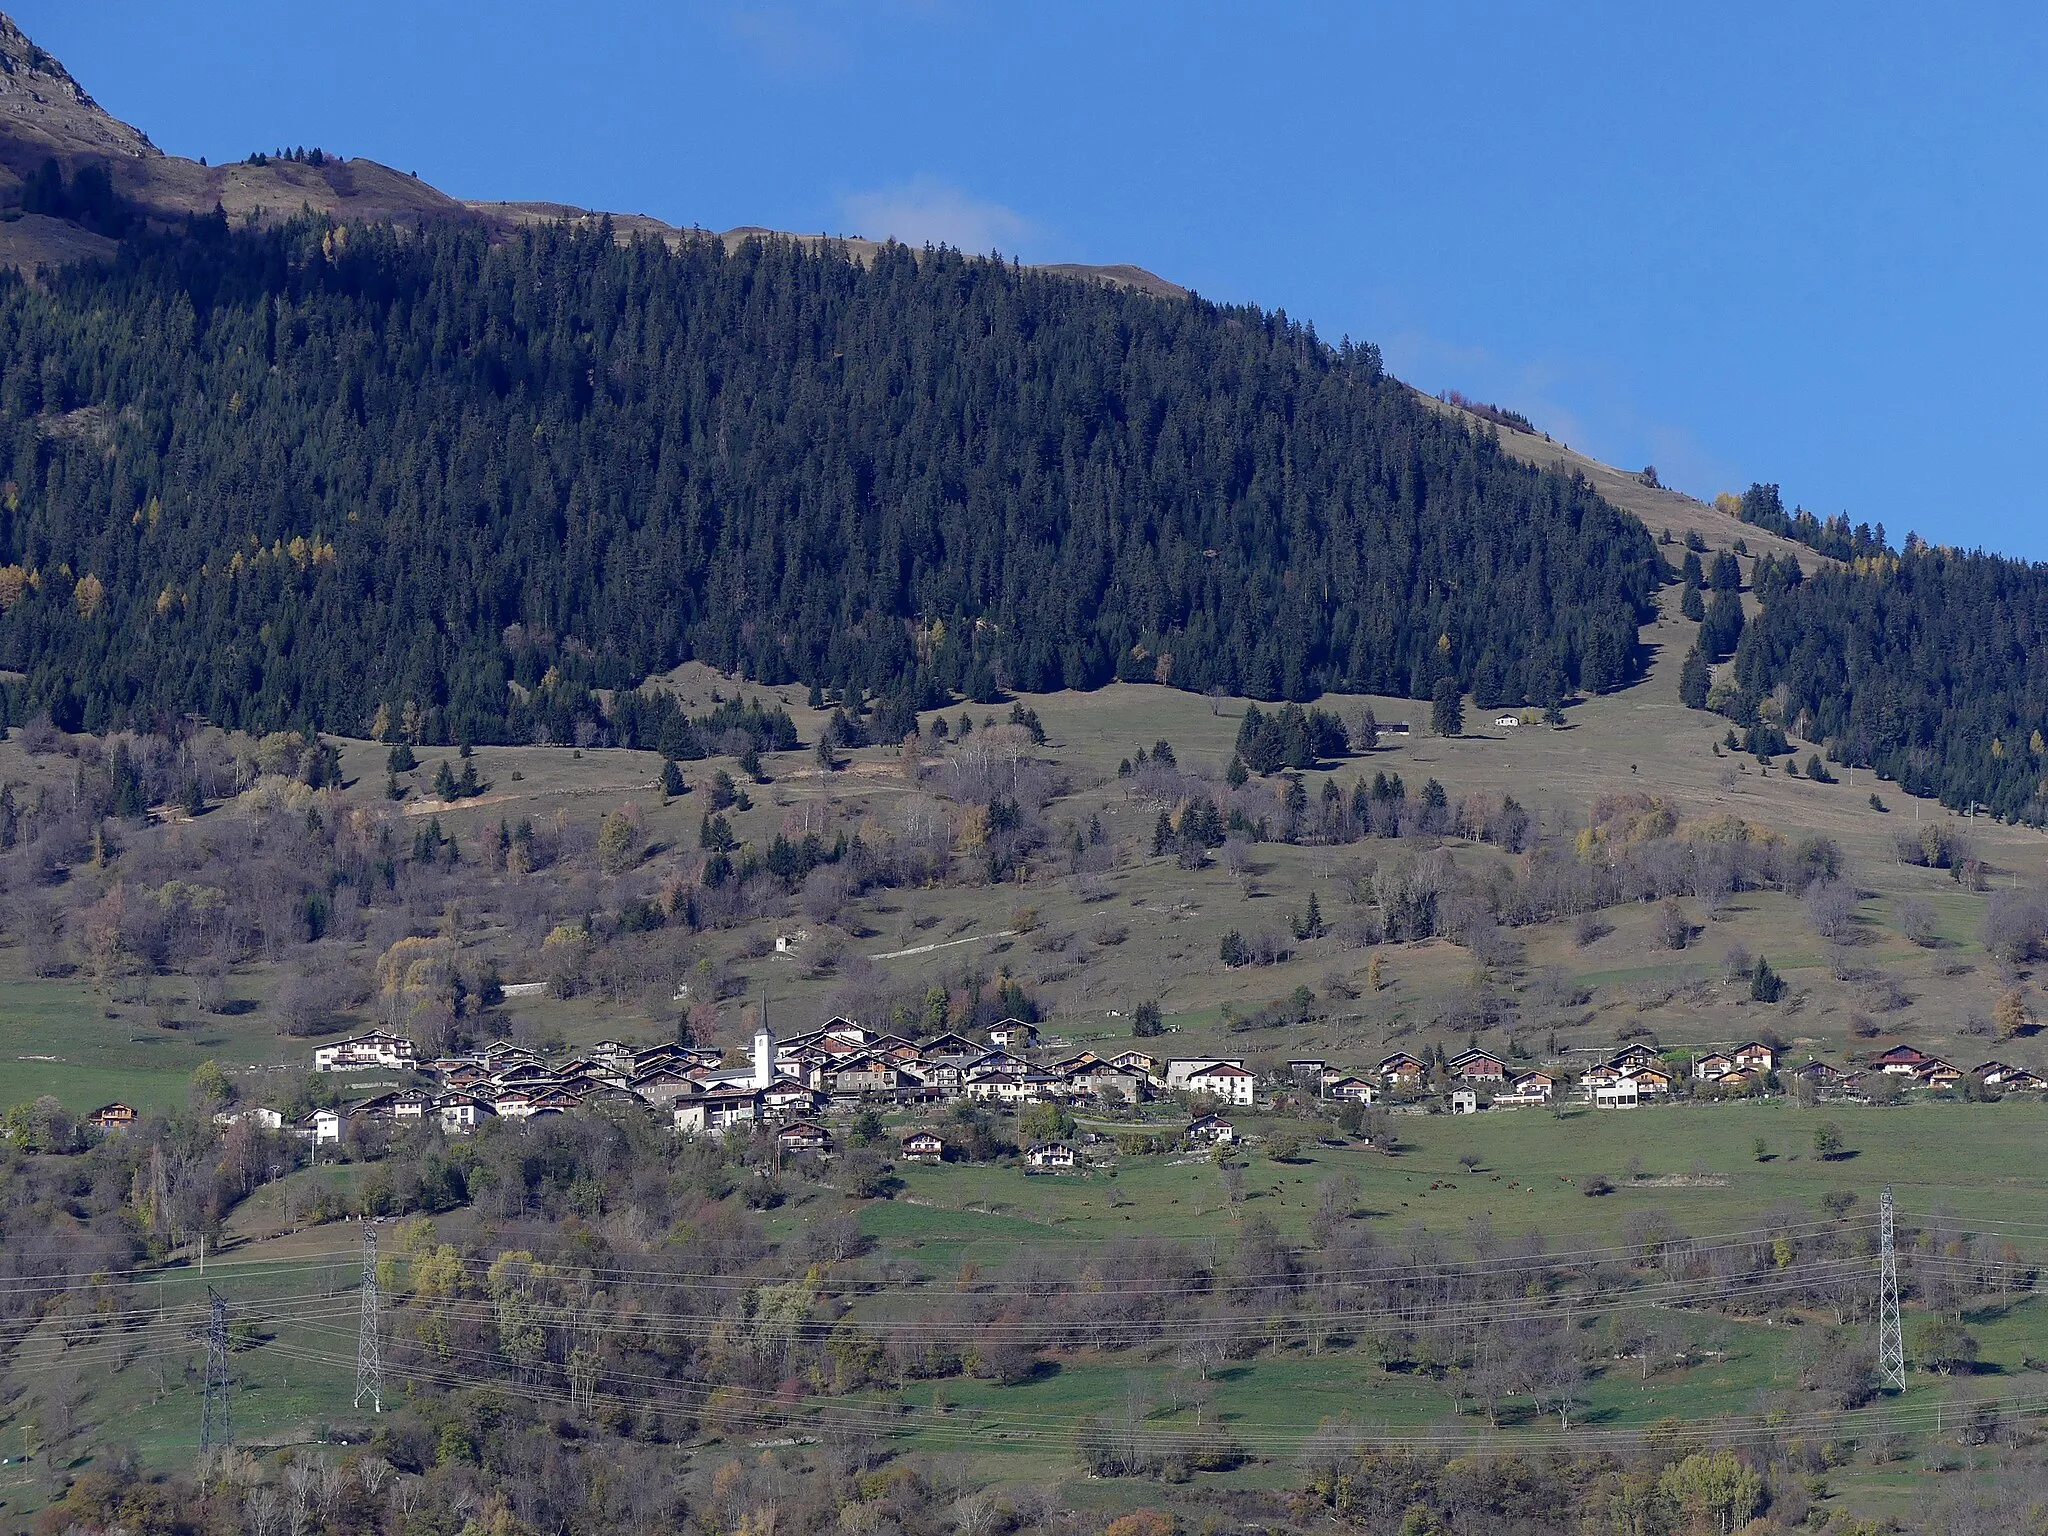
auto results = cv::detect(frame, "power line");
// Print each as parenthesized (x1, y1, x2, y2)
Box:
(355, 1221, 384, 1414)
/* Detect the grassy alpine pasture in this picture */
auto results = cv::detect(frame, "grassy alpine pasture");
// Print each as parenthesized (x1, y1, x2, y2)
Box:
(5, 565, 2048, 1528)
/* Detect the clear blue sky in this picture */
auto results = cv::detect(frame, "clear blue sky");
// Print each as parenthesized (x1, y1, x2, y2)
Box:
(26, 2, 2048, 558)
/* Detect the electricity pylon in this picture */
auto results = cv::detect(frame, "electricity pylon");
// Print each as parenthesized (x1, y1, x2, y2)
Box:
(199, 1289, 232, 1457)
(355, 1221, 384, 1412)
(1877, 1185, 1906, 1390)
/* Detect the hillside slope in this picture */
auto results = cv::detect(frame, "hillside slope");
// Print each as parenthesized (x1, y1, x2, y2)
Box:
(0, 219, 1659, 741)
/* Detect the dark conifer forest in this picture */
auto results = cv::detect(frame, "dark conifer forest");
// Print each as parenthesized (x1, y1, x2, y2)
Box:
(0, 214, 1661, 743)
(1732, 545, 2048, 820)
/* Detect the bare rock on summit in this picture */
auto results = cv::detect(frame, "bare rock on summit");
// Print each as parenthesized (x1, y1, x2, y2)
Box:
(0, 10, 1186, 299)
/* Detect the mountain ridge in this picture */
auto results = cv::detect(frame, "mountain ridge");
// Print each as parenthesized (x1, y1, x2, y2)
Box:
(0, 14, 1183, 301)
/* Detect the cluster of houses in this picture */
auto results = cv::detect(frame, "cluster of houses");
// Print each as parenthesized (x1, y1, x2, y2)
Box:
(73, 1019, 2041, 1164)
(1797, 1043, 2047, 1096)
(294, 1023, 1264, 1156)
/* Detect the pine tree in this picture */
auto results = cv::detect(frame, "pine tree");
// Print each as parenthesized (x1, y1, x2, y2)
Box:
(1678, 647, 1711, 710)
(433, 760, 457, 801)
(1431, 678, 1464, 737)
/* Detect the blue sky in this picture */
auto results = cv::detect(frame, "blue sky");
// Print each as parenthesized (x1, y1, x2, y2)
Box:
(27, 2, 2048, 558)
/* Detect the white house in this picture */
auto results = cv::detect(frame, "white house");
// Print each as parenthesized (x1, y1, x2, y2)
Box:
(1185, 1113, 1237, 1145)
(988, 1019, 1039, 1050)
(213, 1106, 285, 1131)
(1181, 1062, 1256, 1105)
(1494, 715, 1522, 730)
(1320, 1074, 1379, 1104)
(672, 1089, 760, 1136)
(1450, 1089, 1479, 1114)
(1166, 1058, 1255, 1104)
(434, 1092, 495, 1134)
(296, 1108, 343, 1144)
(1025, 1141, 1076, 1170)
(1592, 1079, 1641, 1109)
(312, 1031, 418, 1073)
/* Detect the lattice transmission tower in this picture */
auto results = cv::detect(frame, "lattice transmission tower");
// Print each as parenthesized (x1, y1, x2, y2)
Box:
(356, 1220, 384, 1413)
(199, 1288, 233, 1457)
(1877, 1185, 1906, 1390)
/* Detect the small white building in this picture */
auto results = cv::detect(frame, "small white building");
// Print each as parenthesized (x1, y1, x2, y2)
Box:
(1450, 1089, 1479, 1114)
(1592, 1079, 1641, 1109)
(296, 1108, 343, 1144)
(1494, 715, 1522, 729)
(213, 1106, 285, 1131)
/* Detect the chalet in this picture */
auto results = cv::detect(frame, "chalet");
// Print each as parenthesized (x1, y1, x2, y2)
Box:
(822, 1018, 872, 1045)
(775, 1121, 831, 1154)
(528, 1088, 585, 1115)
(434, 1092, 495, 1133)
(1450, 1089, 1479, 1114)
(1185, 1113, 1237, 1145)
(1025, 1141, 1076, 1170)
(907, 1058, 974, 1095)
(920, 1031, 985, 1058)
(963, 1069, 1064, 1104)
(1179, 1061, 1257, 1106)
(350, 1089, 428, 1123)
(1732, 1041, 1778, 1074)
(827, 1057, 918, 1097)
(1626, 1066, 1675, 1096)
(1579, 1063, 1624, 1090)
(1794, 1061, 1845, 1085)
(988, 1019, 1039, 1050)
(491, 1088, 542, 1119)
(1611, 1044, 1661, 1073)
(312, 1031, 418, 1073)
(867, 1036, 926, 1065)
(902, 1130, 947, 1163)
(1713, 1068, 1759, 1093)
(628, 1067, 703, 1107)
(673, 1089, 761, 1136)
(1108, 1050, 1159, 1078)
(296, 1108, 343, 1144)
(1450, 1050, 1508, 1082)
(2002, 1069, 2048, 1091)
(971, 1050, 1034, 1078)
(1064, 1064, 1149, 1102)
(87, 1102, 137, 1132)
(586, 1040, 636, 1073)
(1693, 1052, 1735, 1081)
(1320, 1074, 1379, 1104)
(1874, 1044, 1931, 1075)
(761, 1077, 826, 1119)
(1377, 1052, 1429, 1086)
(1592, 1078, 1641, 1109)
(1917, 1058, 1962, 1088)
(491, 1062, 561, 1089)
(1509, 1070, 1556, 1101)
